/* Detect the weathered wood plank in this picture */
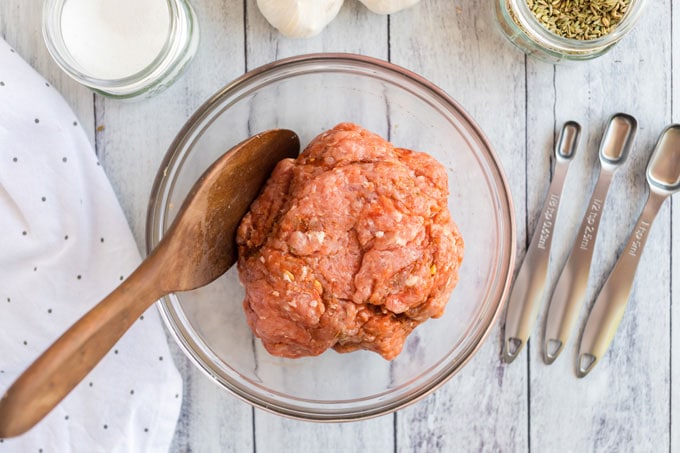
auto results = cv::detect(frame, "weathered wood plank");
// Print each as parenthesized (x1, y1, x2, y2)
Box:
(527, 2, 672, 451)
(671, 2, 680, 451)
(169, 368, 253, 453)
(244, 0, 395, 449)
(255, 411, 394, 452)
(2, 1, 678, 452)
(392, 2, 528, 451)
(96, 0, 248, 247)
(89, 1, 255, 451)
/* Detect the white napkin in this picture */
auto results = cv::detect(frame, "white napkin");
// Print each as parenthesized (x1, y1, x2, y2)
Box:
(0, 39, 182, 451)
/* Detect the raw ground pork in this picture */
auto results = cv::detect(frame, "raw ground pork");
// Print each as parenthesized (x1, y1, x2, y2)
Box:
(236, 123, 464, 360)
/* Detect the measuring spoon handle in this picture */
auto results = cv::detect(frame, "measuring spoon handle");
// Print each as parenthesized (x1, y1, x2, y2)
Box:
(502, 122, 580, 363)
(543, 113, 637, 364)
(542, 170, 612, 363)
(576, 191, 665, 377)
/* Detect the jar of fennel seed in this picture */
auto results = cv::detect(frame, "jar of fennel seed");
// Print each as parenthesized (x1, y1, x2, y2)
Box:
(495, 0, 648, 62)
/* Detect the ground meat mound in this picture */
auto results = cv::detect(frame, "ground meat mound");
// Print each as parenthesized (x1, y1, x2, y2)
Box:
(236, 123, 464, 360)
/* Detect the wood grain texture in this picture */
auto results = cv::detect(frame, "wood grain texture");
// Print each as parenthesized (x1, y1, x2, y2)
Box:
(1, 0, 678, 451)
(527, 2, 672, 451)
(244, 1, 395, 450)
(672, 1, 680, 450)
(90, 2, 255, 451)
(97, 0, 248, 248)
(392, 2, 528, 452)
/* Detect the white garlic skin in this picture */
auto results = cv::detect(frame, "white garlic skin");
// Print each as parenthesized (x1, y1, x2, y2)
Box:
(256, 0, 344, 38)
(358, 0, 421, 15)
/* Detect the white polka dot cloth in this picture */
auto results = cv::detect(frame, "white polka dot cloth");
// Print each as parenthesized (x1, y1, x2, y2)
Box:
(0, 39, 182, 451)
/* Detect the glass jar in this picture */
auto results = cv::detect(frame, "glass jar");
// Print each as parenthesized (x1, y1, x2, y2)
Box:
(42, 0, 199, 100)
(495, 0, 648, 63)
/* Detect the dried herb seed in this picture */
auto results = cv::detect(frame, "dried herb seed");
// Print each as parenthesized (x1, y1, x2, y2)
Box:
(527, 0, 631, 40)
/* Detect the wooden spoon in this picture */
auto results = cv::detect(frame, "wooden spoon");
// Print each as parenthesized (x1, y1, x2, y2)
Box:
(0, 129, 300, 438)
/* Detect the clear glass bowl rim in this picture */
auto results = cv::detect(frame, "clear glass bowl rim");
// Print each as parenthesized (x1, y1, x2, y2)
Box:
(145, 52, 517, 422)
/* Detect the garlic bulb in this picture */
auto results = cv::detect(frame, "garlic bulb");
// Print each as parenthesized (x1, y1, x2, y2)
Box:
(256, 0, 344, 38)
(358, 0, 421, 15)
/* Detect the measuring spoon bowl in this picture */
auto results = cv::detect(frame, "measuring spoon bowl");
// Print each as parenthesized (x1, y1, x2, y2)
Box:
(599, 113, 637, 166)
(647, 125, 680, 192)
(502, 121, 581, 363)
(543, 113, 637, 364)
(577, 124, 680, 377)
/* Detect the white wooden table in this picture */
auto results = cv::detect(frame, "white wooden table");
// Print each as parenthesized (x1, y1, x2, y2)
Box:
(1, 1, 678, 451)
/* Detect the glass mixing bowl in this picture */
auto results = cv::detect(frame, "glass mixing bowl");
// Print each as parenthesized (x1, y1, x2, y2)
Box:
(146, 53, 516, 421)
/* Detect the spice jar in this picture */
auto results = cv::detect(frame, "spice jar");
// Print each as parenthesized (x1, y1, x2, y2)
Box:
(495, 0, 648, 62)
(42, 0, 199, 100)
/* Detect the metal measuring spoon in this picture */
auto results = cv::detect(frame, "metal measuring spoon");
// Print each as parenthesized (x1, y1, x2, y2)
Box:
(502, 122, 581, 363)
(576, 124, 680, 378)
(542, 113, 637, 364)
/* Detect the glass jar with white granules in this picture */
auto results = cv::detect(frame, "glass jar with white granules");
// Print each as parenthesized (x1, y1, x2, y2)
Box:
(43, 0, 199, 99)
(495, 0, 648, 63)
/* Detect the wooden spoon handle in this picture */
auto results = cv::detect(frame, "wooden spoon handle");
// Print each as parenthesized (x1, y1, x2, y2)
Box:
(0, 259, 165, 438)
